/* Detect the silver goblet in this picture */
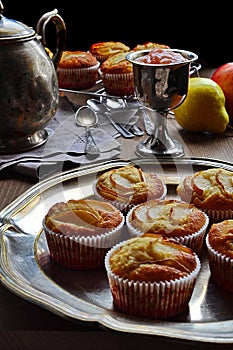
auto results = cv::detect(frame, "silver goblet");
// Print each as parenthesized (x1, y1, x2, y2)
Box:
(127, 49, 198, 158)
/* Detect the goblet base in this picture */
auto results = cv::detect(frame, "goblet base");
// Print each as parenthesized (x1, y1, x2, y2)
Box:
(136, 137, 184, 158)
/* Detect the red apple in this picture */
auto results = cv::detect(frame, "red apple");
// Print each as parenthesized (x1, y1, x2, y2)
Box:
(211, 63, 233, 125)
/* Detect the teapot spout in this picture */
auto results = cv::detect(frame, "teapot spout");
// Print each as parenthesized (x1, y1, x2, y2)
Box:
(0, 1, 3, 13)
(36, 9, 66, 68)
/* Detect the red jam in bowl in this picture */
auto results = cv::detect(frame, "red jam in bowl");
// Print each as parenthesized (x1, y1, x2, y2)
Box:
(136, 48, 187, 64)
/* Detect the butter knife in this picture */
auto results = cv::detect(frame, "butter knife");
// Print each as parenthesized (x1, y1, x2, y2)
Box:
(104, 112, 134, 138)
(87, 99, 134, 138)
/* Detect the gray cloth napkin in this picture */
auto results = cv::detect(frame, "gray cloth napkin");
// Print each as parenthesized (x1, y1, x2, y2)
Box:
(0, 96, 122, 179)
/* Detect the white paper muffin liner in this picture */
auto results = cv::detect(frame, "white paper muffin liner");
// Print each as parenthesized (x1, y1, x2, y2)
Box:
(126, 205, 209, 255)
(91, 54, 108, 63)
(206, 234, 233, 292)
(105, 240, 201, 319)
(93, 179, 167, 213)
(42, 212, 124, 270)
(99, 70, 134, 96)
(57, 62, 100, 90)
(203, 209, 233, 223)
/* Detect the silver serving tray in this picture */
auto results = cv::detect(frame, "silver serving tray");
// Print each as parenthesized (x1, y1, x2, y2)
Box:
(1, 157, 233, 344)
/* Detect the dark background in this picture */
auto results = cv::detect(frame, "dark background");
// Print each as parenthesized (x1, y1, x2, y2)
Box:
(2, 0, 232, 68)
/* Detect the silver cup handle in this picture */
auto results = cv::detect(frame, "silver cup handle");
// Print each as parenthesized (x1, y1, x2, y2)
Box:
(190, 62, 201, 76)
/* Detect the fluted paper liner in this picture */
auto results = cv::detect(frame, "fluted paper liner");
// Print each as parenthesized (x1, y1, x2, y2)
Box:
(98, 70, 134, 97)
(204, 209, 233, 223)
(57, 62, 100, 90)
(206, 234, 233, 292)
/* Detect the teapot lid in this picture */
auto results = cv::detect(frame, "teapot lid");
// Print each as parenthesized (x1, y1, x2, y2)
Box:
(0, 1, 35, 41)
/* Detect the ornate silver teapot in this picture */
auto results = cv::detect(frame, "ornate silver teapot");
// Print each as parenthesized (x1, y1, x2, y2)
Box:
(0, 1, 66, 153)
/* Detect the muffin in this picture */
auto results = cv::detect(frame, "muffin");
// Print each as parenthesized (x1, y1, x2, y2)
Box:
(105, 234, 201, 319)
(98, 51, 135, 96)
(177, 167, 233, 222)
(57, 50, 100, 90)
(132, 41, 170, 51)
(42, 198, 124, 270)
(94, 165, 167, 212)
(89, 41, 130, 63)
(126, 199, 209, 255)
(206, 219, 233, 293)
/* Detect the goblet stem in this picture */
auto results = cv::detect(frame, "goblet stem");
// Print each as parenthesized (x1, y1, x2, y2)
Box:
(149, 111, 177, 150)
(136, 111, 184, 158)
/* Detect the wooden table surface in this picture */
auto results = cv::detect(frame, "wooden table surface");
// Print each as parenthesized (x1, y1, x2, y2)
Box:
(0, 68, 233, 349)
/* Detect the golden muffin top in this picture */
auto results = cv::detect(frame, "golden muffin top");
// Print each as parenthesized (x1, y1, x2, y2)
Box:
(132, 41, 170, 51)
(208, 219, 233, 258)
(95, 165, 166, 205)
(99, 51, 134, 74)
(58, 50, 99, 69)
(109, 234, 197, 282)
(128, 198, 207, 237)
(177, 168, 233, 210)
(44, 199, 123, 237)
(89, 41, 130, 62)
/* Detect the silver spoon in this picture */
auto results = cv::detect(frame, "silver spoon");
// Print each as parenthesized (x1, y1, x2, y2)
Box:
(75, 105, 100, 155)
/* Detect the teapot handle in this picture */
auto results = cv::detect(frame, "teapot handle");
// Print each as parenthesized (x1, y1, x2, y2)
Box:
(36, 9, 66, 69)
